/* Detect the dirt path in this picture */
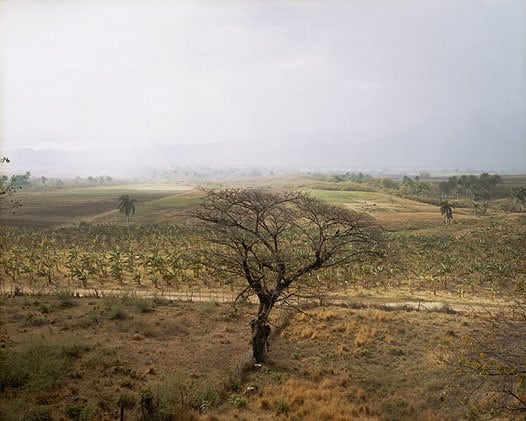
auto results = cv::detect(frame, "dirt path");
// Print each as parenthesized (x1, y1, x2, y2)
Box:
(2, 285, 508, 314)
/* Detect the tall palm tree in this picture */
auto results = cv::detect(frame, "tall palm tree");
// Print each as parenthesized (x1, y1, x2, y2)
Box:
(440, 201, 453, 224)
(117, 195, 137, 224)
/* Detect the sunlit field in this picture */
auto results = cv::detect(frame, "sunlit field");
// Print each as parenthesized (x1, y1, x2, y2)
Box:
(1, 176, 525, 420)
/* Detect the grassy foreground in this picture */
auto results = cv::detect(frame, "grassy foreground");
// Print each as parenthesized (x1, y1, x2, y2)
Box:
(0, 295, 503, 420)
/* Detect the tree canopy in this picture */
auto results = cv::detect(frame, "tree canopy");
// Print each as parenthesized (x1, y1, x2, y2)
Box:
(190, 188, 384, 363)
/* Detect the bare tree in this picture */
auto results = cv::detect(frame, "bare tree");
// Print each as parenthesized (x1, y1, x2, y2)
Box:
(190, 189, 384, 363)
(455, 301, 526, 418)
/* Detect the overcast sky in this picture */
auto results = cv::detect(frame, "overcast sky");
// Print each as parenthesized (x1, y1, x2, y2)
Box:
(1, 0, 525, 171)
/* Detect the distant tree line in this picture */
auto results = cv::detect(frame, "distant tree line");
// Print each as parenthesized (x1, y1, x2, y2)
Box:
(1, 173, 117, 190)
(329, 172, 373, 183)
(311, 171, 515, 203)
(398, 175, 431, 197)
(438, 173, 502, 200)
(1, 171, 32, 189)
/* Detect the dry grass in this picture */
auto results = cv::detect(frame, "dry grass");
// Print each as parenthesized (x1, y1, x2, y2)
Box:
(223, 306, 493, 421)
(254, 377, 376, 421)
(1, 295, 519, 420)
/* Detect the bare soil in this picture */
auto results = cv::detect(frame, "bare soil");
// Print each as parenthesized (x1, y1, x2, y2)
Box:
(0, 190, 174, 227)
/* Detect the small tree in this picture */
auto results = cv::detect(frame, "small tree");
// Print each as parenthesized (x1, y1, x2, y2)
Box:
(190, 189, 384, 363)
(439, 201, 453, 224)
(117, 195, 137, 224)
(455, 301, 526, 417)
(511, 187, 526, 212)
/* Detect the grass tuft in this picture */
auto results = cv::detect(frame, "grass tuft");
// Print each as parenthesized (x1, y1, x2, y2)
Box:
(103, 299, 129, 320)
(0, 336, 90, 394)
(122, 295, 156, 313)
(228, 393, 247, 409)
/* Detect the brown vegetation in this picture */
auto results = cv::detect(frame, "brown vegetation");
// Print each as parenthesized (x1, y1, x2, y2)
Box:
(1, 180, 525, 419)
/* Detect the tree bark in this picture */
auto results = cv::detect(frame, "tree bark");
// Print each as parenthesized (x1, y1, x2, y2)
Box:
(251, 318, 271, 363)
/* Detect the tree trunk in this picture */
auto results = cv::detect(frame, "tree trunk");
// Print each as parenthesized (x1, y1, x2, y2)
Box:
(251, 318, 271, 363)
(250, 295, 277, 363)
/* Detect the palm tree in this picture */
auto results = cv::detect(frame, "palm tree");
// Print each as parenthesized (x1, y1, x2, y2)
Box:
(440, 201, 453, 224)
(117, 195, 137, 224)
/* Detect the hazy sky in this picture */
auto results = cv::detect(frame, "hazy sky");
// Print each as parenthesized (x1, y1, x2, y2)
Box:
(1, 0, 525, 171)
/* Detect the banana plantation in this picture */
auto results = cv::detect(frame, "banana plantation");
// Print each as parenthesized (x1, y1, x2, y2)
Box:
(1, 217, 524, 300)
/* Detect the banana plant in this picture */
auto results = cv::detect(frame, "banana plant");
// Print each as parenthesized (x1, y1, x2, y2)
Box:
(2, 254, 20, 282)
(109, 247, 126, 284)
(36, 257, 58, 285)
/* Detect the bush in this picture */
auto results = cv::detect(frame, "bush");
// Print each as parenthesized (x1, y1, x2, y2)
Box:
(57, 290, 76, 308)
(195, 382, 219, 411)
(64, 402, 90, 420)
(118, 392, 137, 419)
(453, 301, 526, 417)
(139, 382, 201, 420)
(0, 336, 89, 393)
(25, 406, 53, 421)
(24, 314, 49, 326)
(124, 296, 156, 313)
(228, 394, 247, 409)
(274, 398, 289, 415)
(104, 300, 129, 320)
(268, 371, 282, 382)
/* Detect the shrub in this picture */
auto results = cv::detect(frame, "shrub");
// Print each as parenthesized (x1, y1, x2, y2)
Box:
(453, 301, 526, 417)
(64, 402, 90, 420)
(0, 336, 89, 393)
(118, 392, 137, 420)
(274, 398, 289, 415)
(72, 311, 100, 328)
(139, 381, 202, 420)
(268, 371, 282, 382)
(60, 340, 92, 359)
(122, 295, 156, 313)
(228, 394, 247, 409)
(24, 314, 49, 326)
(104, 300, 128, 320)
(230, 379, 242, 392)
(25, 406, 53, 421)
(195, 382, 219, 411)
(57, 290, 76, 308)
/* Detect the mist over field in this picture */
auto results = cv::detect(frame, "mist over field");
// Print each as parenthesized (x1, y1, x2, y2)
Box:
(1, 0, 525, 177)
